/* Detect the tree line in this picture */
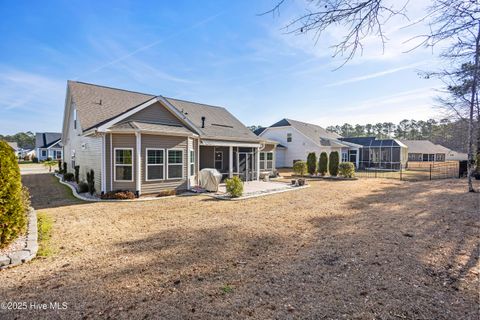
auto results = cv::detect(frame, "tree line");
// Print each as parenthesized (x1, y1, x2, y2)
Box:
(0, 132, 35, 149)
(327, 119, 474, 153)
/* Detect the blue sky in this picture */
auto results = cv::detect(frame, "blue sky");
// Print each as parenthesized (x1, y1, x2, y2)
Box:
(0, 0, 446, 135)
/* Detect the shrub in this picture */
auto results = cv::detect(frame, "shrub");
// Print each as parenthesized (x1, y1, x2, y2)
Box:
(318, 152, 328, 176)
(306, 152, 317, 175)
(293, 161, 307, 176)
(100, 190, 136, 200)
(0, 140, 28, 248)
(74, 165, 80, 184)
(225, 176, 243, 198)
(86, 169, 95, 195)
(77, 181, 89, 193)
(63, 172, 75, 181)
(57, 160, 62, 173)
(63, 162, 67, 174)
(43, 159, 57, 172)
(329, 151, 339, 176)
(32, 156, 38, 163)
(339, 162, 355, 178)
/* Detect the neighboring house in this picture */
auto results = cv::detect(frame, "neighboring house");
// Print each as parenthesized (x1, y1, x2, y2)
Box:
(340, 137, 408, 170)
(256, 118, 362, 168)
(35, 132, 63, 161)
(400, 140, 451, 162)
(445, 150, 468, 161)
(61, 81, 277, 195)
(6, 142, 19, 157)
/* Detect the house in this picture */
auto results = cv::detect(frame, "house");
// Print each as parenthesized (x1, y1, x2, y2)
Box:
(6, 142, 19, 156)
(61, 81, 278, 195)
(36, 132, 63, 161)
(340, 137, 408, 170)
(400, 140, 451, 162)
(255, 118, 362, 168)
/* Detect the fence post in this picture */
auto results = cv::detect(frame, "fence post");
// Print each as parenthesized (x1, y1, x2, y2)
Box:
(429, 164, 432, 180)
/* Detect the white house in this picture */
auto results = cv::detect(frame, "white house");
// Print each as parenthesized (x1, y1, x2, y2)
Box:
(35, 132, 63, 161)
(255, 119, 361, 168)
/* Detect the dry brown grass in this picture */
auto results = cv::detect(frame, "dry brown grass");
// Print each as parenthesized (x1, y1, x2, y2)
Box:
(0, 174, 478, 319)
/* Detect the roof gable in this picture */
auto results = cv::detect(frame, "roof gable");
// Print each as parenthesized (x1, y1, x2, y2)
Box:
(400, 140, 450, 154)
(35, 132, 62, 148)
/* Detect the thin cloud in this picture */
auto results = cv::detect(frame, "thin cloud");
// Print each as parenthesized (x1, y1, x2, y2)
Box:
(76, 11, 225, 79)
(324, 61, 427, 87)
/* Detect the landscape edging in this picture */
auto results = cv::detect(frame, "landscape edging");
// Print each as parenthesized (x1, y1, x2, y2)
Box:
(0, 207, 38, 269)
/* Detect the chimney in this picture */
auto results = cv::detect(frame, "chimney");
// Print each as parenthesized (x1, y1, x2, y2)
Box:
(201, 116, 206, 128)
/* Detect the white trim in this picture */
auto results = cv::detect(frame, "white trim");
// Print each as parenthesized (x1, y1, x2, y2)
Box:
(109, 134, 113, 191)
(189, 148, 195, 177)
(167, 148, 184, 180)
(228, 146, 233, 178)
(256, 147, 260, 181)
(145, 148, 165, 182)
(113, 148, 134, 182)
(135, 132, 142, 194)
(157, 96, 202, 135)
(97, 97, 158, 132)
(101, 134, 106, 193)
(106, 129, 197, 138)
(46, 140, 62, 149)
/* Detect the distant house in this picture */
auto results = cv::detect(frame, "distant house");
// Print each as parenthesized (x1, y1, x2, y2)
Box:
(400, 140, 450, 162)
(340, 137, 408, 170)
(36, 132, 63, 161)
(256, 118, 362, 168)
(61, 81, 277, 195)
(6, 142, 18, 153)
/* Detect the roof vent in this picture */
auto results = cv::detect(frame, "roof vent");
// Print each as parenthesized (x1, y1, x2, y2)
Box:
(201, 116, 206, 128)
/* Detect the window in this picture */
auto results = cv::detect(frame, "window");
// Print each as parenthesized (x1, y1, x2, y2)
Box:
(259, 152, 274, 170)
(73, 109, 77, 130)
(214, 151, 223, 170)
(342, 151, 348, 162)
(53, 150, 62, 159)
(41, 149, 47, 157)
(168, 149, 183, 179)
(287, 133, 292, 142)
(435, 153, 445, 162)
(114, 148, 133, 181)
(189, 150, 195, 176)
(146, 149, 164, 181)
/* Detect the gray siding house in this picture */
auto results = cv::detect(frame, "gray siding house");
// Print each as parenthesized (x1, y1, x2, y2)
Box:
(61, 81, 277, 195)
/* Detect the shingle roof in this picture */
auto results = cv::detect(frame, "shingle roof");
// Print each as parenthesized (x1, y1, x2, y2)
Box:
(68, 81, 155, 131)
(269, 118, 342, 141)
(67, 81, 263, 142)
(253, 127, 266, 136)
(340, 137, 405, 148)
(35, 132, 62, 148)
(110, 121, 194, 136)
(400, 140, 450, 154)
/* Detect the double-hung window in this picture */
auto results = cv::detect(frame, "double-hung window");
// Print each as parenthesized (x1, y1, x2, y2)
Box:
(41, 149, 47, 157)
(259, 152, 274, 170)
(167, 149, 183, 179)
(265, 152, 273, 170)
(287, 133, 292, 142)
(259, 152, 265, 170)
(146, 149, 164, 181)
(342, 151, 348, 162)
(189, 150, 195, 176)
(114, 148, 133, 181)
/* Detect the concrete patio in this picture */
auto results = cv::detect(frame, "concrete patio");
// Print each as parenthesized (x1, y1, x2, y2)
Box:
(215, 180, 308, 200)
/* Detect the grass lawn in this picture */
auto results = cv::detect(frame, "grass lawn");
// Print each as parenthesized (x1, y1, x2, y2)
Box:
(0, 173, 478, 319)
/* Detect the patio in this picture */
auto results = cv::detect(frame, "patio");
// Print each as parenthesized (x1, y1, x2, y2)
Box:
(214, 180, 307, 200)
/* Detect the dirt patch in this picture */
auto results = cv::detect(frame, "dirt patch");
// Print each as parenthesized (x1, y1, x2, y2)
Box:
(0, 175, 478, 319)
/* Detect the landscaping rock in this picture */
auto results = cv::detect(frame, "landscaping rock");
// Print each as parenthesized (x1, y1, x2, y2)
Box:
(0, 256, 11, 267)
(8, 250, 31, 265)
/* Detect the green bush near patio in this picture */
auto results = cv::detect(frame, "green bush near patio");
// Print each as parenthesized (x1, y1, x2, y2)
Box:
(339, 162, 355, 178)
(293, 161, 307, 176)
(225, 176, 243, 198)
(318, 152, 328, 176)
(307, 152, 317, 175)
(0, 140, 28, 248)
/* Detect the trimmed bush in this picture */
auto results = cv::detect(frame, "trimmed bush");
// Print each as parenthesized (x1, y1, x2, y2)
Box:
(293, 161, 307, 176)
(318, 152, 328, 176)
(57, 160, 62, 173)
(225, 176, 243, 198)
(64, 172, 75, 181)
(32, 156, 38, 163)
(329, 151, 339, 176)
(78, 181, 89, 193)
(86, 169, 95, 195)
(0, 140, 28, 248)
(339, 162, 355, 178)
(74, 165, 80, 184)
(306, 152, 317, 175)
(63, 162, 67, 174)
(101, 190, 136, 200)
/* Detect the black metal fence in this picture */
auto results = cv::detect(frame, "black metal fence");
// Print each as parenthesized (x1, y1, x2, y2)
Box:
(356, 161, 460, 181)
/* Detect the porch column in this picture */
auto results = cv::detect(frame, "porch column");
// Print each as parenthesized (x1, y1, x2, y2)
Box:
(135, 132, 141, 196)
(229, 146, 233, 178)
(256, 147, 260, 181)
(101, 134, 106, 194)
(356, 148, 360, 169)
